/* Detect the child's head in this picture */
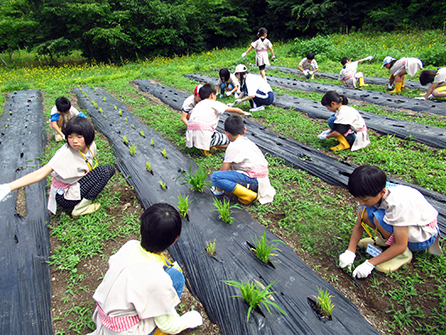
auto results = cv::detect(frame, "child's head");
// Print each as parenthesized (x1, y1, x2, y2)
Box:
(419, 70, 437, 86)
(140, 203, 182, 253)
(340, 57, 350, 66)
(64, 116, 95, 147)
(257, 27, 268, 38)
(348, 165, 387, 204)
(194, 84, 203, 102)
(306, 52, 315, 61)
(381, 56, 395, 69)
(321, 91, 348, 110)
(56, 97, 71, 113)
(234, 64, 248, 81)
(219, 68, 230, 82)
(224, 115, 245, 137)
(199, 83, 216, 100)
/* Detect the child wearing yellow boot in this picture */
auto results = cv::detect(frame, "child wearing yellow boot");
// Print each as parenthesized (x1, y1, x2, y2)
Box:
(339, 56, 373, 88)
(319, 91, 370, 151)
(382, 56, 423, 93)
(210, 115, 275, 205)
(339, 165, 442, 279)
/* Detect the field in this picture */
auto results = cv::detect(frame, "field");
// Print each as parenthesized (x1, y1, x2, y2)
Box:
(1, 30, 445, 335)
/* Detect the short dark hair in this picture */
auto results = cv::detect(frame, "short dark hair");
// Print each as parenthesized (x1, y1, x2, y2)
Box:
(306, 52, 315, 60)
(56, 97, 71, 113)
(341, 57, 350, 66)
(199, 83, 216, 100)
(225, 115, 245, 136)
(348, 165, 387, 198)
(63, 116, 95, 147)
(419, 70, 437, 86)
(219, 68, 230, 82)
(321, 90, 348, 106)
(140, 203, 182, 253)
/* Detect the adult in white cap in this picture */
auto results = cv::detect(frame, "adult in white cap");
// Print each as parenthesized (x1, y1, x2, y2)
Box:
(382, 56, 423, 93)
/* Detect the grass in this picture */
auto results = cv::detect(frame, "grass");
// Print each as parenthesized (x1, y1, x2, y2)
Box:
(250, 231, 285, 264)
(176, 165, 212, 193)
(176, 193, 192, 218)
(211, 197, 241, 224)
(313, 287, 335, 317)
(205, 240, 216, 257)
(2, 30, 445, 334)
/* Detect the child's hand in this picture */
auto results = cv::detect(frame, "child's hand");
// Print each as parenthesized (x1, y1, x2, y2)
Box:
(181, 310, 203, 329)
(353, 260, 375, 278)
(0, 184, 11, 202)
(243, 111, 253, 117)
(339, 250, 356, 270)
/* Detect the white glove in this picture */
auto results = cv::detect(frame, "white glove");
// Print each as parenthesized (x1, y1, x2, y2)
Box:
(353, 260, 375, 278)
(414, 96, 426, 100)
(0, 184, 11, 202)
(271, 55, 276, 59)
(317, 130, 331, 140)
(309, 70, 314, 75)
(243, 111, 253, 117)
(364, 55, 373, 61)
(226, 103, 235, 107)
(303, 70, 309, 76)
(234, 93, 239, 99)
(181, 310, 203, 329)
(388, 83, 394, 89)
(242, 52, 247, 58)
(234, 99, 242, 104)
(225, 91, 232, 96)
(339, 250, 356, 270)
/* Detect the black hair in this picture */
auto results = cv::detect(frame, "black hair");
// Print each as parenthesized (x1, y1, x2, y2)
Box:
(321, 91, 348, 106)
(340, 57, 350, 66)
(419, 70, 437, 86)
(140, 203, 182, 253)
(306, 52, 315, 60)
(257, 27, 268, 39)
(348, 165, 387, 198)
(224, 115, 245, 136)
(63, 116, 95, 147)
(219, 68, 230, 82)
(199, 83, 216, 100)
(388, 60, 396, 68)
(56, 97, 71, 113)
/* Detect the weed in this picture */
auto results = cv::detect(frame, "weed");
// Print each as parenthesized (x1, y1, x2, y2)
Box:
(314, 287, 335, 317)
(223, 278, 286, 322)
(211, 197, 241, 224)
(129, 144, 136, 155)
(176, 165, 211, 193)
(176, 193, 192, 218)
(205, 239, 216, 256)
(250, 232, 285, 263)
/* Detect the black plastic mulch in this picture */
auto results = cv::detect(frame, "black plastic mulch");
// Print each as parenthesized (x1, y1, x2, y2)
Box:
(133, 80, 446, 236)
(0, 90, 52, 335)
(74, 86, 380, 335)
(183, 74, 446, 149)
(267, 65, 426, 90)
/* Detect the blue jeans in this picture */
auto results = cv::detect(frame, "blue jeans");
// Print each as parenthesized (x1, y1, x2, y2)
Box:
(220, 83, 234, 96)
(327, 114, 356, 145)
(364, 206, 438, 252)
(251, 91, 274, 108)
(211, 170, 258, 192)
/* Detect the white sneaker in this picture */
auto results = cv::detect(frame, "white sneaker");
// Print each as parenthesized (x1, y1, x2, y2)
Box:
(249, 106, 265, 112)
(427, 94, 434, 100)
(210, 186, 224, 196)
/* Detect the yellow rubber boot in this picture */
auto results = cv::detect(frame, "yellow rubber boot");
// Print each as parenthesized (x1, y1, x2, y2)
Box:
(153, 329, 167, 335)
(232, 184, 259, 205)
(330, 135, 351, 151)
(401, 76, 405, 88)
(375, 248, 413, 273)
(358, 77, 368, 87)
(389, 82, 402, 94)
(201, 149, 212, 157)
(72, 199, 101, 219)
(358, 233, 388, 249)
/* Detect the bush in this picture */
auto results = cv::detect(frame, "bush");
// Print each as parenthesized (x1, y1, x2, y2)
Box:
(419, 43, 446, 67)
(289, 35, 334, 61)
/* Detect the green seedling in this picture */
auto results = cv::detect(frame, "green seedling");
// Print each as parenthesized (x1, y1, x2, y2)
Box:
(123, 135, 128, 145)
(92, 101, 98, 108)
(314, 287, 335, 318)
(251, 232, 285, 264)
(98, 107, 103, 113)
(131, 124, 135, 129)
(103, 97, 106, 101)
(223, 279, 286, 322)
(176, 193, 192, 218)
(160, 181, 167, 190)
(151, 139, 154, 146)
(114, 105, 117, 110)
(94, 87, 97, 92)
(176, 166, 212, 193)
(129, 144, 136, 155)
(205, 240, 216, 257)
(161, 148, 167, 158)
(118, 109, 122, 116)
(140, 130, 145, 138)
(211, 197, 241, 224)
(146, 161, 152, 173)
(125, 118, 128, 122)
(104, 114, 107, 119)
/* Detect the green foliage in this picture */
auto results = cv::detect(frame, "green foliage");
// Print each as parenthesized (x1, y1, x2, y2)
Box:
(159, 180, 167, 190)
(176, 193, 192, 218)
(129, 144, 136, 155)
(251, 232, 285, 263)
(161, 148, 167, 158)
(176, 165, 211, 193)
(123, 135, 128, 145)
(223, 279, 286, 322)
(205, 239, 216, 256)
(314, 287, 335, 317)
(211, 197, 241, 224)
(145, 161, 151, 172)
(140, 130, 145, 137)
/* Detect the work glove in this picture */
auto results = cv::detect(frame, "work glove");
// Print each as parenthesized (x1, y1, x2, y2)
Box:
(181, 310, 203, 329)
(241, 52, 247, 58)
(339, 250, 356, 270)
(309, 70, 314, 75)
(226, 103, 235, 107)
(317, 129, 331, 140)
(387, 83, 394, 90)
(243, 111, 253, 117)
(364, 55, 373, 61)
(234, 93, 239, 99)
(225, 91, 232, 96)
(234, 99, 242, 104)
(271, 55, 276, 59)
(0, 184, 11, 202)
(353, 260, 375, 278)
(303, 70, 309, 76)
(219, 94, 224, 99)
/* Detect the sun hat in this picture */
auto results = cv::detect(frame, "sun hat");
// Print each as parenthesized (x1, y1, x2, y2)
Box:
(194, 84, 203, 96)
(381, 56, 395, 68)
(234, 64, 247, 74)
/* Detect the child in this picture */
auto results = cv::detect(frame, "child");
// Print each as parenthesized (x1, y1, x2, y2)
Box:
(210, 115, 275, 205)
(339, 56, 373, 88)
(242, 27, 275, 80)
(181, 84, 202, 126)
(0, 117, 115, 218)
(339, 165, 442, 279)
(232, 64, 274, 112)
(381, 56, 423, 93)
(50, 97, 87, 142)
(216, 68, 240, 98)
(416, 68, 446, 100)
(298, 53, 319, 79)
(318, 91, 370, 151)
(88, 203, 203, 335)
(185, 84, 250, 157)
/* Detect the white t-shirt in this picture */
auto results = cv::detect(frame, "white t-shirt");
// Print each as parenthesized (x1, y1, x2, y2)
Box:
(244, 73, 272, 96)
(217, 73, 240, 91)
(433, 67, 446, 86)
(224, 136, 268, 175)
(299, 58, 318, 70)
(181, 95, 197, 114)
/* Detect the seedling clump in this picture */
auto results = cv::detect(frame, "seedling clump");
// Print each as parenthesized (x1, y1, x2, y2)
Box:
(223, 279, 286, 322)
(150, 139, 154, 146)
(176, 166, 212, 193)
(176, 193, 192, 218)
(123, 135, 128, 145)
(129, 144, 136, 155)
(103, 96, 106, 102)
(92, 100, 98, 108)
(140, 130, 145, 138)
(160, 181, 167, 190)
(118, 109, 122, 116)
(205, 240, 216, 257)
(251, 232, 285, 264)
(211, 197, 241, 224)
(146, 161, 153, 174)
(313, 287, 335, 318)
(161, 148, 167, 158)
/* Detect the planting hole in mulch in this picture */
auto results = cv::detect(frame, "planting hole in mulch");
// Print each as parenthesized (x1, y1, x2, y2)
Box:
(308, 297, 332, 323)
(246, 241, 276, 269)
